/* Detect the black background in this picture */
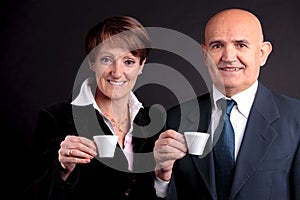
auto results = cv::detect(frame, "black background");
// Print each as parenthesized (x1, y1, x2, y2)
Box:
(2, 0, 299, 197)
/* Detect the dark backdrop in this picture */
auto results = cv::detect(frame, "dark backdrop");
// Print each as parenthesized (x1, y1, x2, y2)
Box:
(2, 0, 299, 197)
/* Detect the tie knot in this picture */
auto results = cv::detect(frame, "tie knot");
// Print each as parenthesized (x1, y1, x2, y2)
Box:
(217, 99, 236, 116)
(226, 99, 236, 115)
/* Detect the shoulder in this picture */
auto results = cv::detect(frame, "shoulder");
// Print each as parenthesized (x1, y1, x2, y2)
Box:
(262, 83, 300, 111)
(134, 107, 151, 126)
(134, 106, 167, 128)
(166, 92, 211, 129)
(41, 100, 72, 117)
(273, 92, 300, 116)
(36, 100, 74, 126)
(268, 83, 300, 107)
(34, 100, 77, 138)
(257, 83, 300, 119)
(168, 92, 211, 115)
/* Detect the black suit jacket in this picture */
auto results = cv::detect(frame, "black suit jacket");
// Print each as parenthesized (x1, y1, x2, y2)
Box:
(165, 82, 300, 200)
(22, 100, 160, 200)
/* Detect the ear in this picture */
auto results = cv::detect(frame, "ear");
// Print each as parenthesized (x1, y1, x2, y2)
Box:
(139, 58, 146, 74)
(201, 43, 213, 67)
(259, 41, 272, 66)
(88, 59, 95, 71)
(201, 44, 208, 61)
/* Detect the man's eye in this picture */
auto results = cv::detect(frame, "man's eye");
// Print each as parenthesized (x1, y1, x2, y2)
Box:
(212, 44, 222, 49)
(237, 43, 247, 48)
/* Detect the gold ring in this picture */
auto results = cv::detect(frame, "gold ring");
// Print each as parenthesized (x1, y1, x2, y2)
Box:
(67, 150, 73, 157)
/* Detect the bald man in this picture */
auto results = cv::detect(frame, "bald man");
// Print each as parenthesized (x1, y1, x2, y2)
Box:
(153, 8, 300, 200)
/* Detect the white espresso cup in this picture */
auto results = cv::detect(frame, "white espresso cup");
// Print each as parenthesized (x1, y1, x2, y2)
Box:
(93, 135, 119, 158)
(184, 132, 210, 155)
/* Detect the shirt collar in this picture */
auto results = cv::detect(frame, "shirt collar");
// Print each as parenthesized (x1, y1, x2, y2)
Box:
(71, 77, 143, 120)
(71, 77, 96, 106)
(212, 80, 258, 118)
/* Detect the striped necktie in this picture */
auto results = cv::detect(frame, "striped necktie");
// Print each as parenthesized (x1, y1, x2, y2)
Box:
(214, 99, 236, 200)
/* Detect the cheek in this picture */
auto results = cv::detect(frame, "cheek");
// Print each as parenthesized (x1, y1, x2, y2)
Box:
(207, 51, 220, 62)
(93, 61, 109, 72)
(127, 74, 139, 85)
(242, 53, 261, 72)
(125, 67, 141, 80)
(94, 71, 103, 82)
(94, 71, 108, 87)
(241, 51, 259, 65)
(94, 65, 110, 77)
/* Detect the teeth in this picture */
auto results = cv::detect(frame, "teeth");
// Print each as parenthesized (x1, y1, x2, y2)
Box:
(221, 68, 240, 71)
(109, 80, 124, 86)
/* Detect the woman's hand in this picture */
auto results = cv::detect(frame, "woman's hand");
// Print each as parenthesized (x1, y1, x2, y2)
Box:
(58, 135, 97, 180)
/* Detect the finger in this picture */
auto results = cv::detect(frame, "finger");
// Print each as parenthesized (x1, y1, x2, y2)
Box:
(60, 154, 92, 165)
(161, 130, 186, 143)
(75, 137, 97, 157)
(65, 135, 97, 150)
(66, 148, 95, 159)
(62, 136, 97, 157)
(67, 149, 73, 157)
(155, 145, 186, 160)
(155, 133, 187, 153)
(164, 137, 187, 152)
(77, 136, 97, 150)
(59, 148, 92, 163)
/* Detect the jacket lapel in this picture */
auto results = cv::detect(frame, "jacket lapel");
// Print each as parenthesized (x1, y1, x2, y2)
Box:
(230, 83, 280, 199)
(191, 152, 217, 199)
(183, 94, 218, 198)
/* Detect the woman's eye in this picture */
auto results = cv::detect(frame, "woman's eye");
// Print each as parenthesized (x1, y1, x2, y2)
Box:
(125, 60, 135, 66)
(100, 57, 113, 64)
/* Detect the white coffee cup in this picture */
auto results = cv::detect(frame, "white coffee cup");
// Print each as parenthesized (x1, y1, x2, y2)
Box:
(93, 135, 119, 158)
(184, 132, 210, 155)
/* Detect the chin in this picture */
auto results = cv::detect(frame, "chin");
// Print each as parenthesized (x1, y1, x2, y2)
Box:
(110, 93, 129, 100)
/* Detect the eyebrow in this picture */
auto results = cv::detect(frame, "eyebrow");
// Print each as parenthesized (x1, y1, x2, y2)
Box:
(234, 39, 250, 45)
(208, 39, 250, 46)
(99, 52, 137, 60)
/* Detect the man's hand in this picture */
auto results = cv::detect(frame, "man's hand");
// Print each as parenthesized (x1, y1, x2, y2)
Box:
(153, 130, 187, 181)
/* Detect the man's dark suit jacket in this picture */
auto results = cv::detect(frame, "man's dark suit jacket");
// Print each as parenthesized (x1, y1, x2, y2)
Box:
(165, 82, 300, 200)
(22, 100, 160, 200)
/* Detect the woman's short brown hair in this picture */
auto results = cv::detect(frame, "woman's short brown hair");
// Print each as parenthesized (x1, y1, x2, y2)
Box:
(85, 16, 152, 65)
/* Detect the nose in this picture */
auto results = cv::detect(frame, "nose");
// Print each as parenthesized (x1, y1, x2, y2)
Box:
(221, 45, 237, 63)
(111, 60, 123, 78)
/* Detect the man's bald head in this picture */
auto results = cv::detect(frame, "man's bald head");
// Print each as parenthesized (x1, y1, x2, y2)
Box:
(204, 9, 264, 45)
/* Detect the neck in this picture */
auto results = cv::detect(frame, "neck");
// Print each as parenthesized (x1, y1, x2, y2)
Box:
(97, 98, 128, 119)
(95, 90, 130, 134)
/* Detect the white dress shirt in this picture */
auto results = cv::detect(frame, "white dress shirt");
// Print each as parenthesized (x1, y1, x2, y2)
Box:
(155, 81, 258, 197)
(211, 81, 258, 160)
(71, 77, 143, 171)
